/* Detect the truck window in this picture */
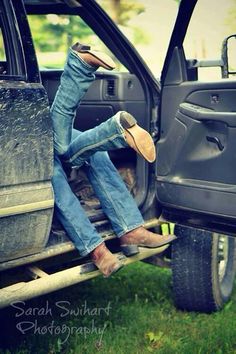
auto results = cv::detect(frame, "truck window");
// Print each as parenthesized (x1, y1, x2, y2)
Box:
(0, 29, 6, 75)
(27, 14, 116, 70)
(183, 0, 234, 81)
(0, 24, 7, 75)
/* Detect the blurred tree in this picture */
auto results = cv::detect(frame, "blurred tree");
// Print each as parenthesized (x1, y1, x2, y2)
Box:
(28, 0, 150, 68)
(99, 0, 145, 24)
(28, 15, 94, 52)
(98, 0, 149, 45)
(28, 0, 149, 52)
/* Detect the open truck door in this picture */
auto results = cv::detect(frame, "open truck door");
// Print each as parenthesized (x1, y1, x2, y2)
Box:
(157, 0, 236, 312)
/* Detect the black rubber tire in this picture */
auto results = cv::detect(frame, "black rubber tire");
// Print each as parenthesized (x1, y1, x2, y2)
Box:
(171, 225, 236, 313)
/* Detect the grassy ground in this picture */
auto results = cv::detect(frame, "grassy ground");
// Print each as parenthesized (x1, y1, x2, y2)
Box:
(0, 262, 236, 354)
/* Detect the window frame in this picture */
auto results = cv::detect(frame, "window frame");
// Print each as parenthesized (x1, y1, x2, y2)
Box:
(0, 0, 41, 83)
(0, 1, 25, 80)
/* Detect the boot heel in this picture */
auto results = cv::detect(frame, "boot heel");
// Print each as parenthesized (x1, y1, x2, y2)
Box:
(120, 244, 139, 257)
(120, 112, 137, 129)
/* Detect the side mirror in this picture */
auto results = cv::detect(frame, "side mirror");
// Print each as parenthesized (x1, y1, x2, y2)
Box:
(221, 34, 236, 78)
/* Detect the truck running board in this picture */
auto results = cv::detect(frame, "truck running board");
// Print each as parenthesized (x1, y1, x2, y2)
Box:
(0, 218, 163, 271)
(0, 245, 168, 309)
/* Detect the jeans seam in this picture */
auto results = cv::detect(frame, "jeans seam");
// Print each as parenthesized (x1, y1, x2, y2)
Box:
(66, 133, 123, 163)
(90, 168, 133, 234)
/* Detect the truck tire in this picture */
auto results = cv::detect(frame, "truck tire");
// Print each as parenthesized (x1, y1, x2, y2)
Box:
(171, 225, 236, 313)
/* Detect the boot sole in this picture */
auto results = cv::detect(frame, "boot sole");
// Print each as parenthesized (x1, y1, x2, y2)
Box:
(86, 50, 115, 70)
(103, 262, 124, 278)
(120, 112, 156, 163)
(121, 235, 177, 257)
(72, 42, 115, 70)
(125, 126, 156, 163)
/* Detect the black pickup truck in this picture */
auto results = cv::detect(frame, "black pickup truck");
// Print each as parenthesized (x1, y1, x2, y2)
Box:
(0, 0, 236, 313)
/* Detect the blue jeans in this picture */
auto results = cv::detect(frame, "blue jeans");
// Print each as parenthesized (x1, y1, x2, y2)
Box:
(51, 48, 144, 256)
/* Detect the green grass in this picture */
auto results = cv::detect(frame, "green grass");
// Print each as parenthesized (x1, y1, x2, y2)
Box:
(1, 262, 236, 354)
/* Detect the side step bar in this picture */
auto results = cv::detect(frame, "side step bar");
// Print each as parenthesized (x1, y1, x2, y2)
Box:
(0, 218, 163, 271)
(0, 245, 168, 309)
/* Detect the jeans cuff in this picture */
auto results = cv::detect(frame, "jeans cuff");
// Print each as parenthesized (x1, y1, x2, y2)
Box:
(114, 112, 126, 138)
(116, 222, 144, 238)
(79, 239, 104, 257)
(69, 47, 97, 72)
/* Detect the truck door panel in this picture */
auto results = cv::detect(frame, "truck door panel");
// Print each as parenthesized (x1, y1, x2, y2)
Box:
(0, 0, 54, 262)
(157, 0, 236, 224)
(41, 70, 146, 132)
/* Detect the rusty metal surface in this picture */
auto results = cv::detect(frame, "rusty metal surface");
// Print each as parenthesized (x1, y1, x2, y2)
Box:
(0, 81, 53, 187)
(0, 81, 54, 261)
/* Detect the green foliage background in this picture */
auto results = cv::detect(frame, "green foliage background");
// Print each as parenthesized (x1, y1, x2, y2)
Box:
(28, 15, 93, 52)
(28, 1, 146, 52)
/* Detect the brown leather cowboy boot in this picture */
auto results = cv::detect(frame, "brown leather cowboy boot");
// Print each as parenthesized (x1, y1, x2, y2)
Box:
(72, 42, 116, 70)
(120, 226, 176, 256)
(119, 112, 156, 163)
(91, 242, 123, 277)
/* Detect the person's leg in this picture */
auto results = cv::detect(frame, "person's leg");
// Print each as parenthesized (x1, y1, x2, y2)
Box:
(68, 129, 143, 234)
(61, 111, 156, 168)
(50, 48, 97, 156)
(69, 128, 176, 256)
(51, 44, 174, 277)
(61, 111, 126, 167)
(51, 44, 155, 164)
(51, 43, 116, 156)
(86, 150, 176, 255)
(86, 151, 144, 236)
(52, 156, 103, 257)
(50, 46, 124, 277)
(52, 156, 123, 277)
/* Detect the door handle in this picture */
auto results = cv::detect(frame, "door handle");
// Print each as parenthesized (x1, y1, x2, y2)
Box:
(206, 136, 224, 151)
